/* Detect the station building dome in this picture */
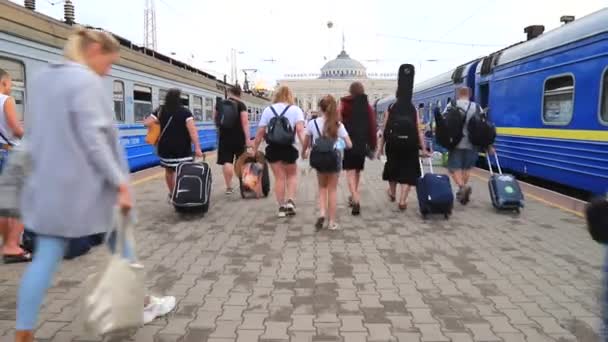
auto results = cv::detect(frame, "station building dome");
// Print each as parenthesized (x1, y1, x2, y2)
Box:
(320, 50, 367, 79)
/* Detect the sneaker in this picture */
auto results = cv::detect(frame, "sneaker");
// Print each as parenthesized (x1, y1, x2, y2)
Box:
(348, 196, 354, 207)
(456, 187, 464, 204)
(278, 206, 287, 218)
(352, 203, 361, 216)
(315, 217, 325, 231)
(285, 199, 296, 216)
(143, 296, 176, 324)
(328, 222, 340, 231)
(463, 186, 473, 205)
(225, 188, 234, 195)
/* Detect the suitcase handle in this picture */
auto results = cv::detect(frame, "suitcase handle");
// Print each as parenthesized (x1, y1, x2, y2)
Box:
(419, 157, 434, 177)
(485, 151, 502, 176)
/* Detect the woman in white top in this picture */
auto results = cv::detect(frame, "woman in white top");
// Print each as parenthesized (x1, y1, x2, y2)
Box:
(253, 86, 306, 217)
(302, 95, 352, 231)
(0, 68, 28, 264)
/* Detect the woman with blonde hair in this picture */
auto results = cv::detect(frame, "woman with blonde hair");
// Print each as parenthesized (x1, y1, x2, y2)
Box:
(253, 86, 305, 217)
(302, 95, 352, 230)
(14, 28, 174, 342)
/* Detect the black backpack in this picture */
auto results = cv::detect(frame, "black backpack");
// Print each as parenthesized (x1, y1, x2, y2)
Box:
(384, 104, 418, 151)
(265, 105, 294, 146)
(435, 101, 468, 150)
(217, 99, 240, 129)
(468, 106, 496, 148)
(586, 197, 608, 244)
(309, 119, 340, 173)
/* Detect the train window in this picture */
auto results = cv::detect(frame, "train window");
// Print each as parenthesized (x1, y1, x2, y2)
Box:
(112, 81, 125, 122)
(133, 85, 152, 122)
(0, 58, 25, 121)
(181, 93, 190, 108)
(192, 96, 203, 121)
(204, 97, 214, 122)
(159, 89, 168, 105)
(543, 75, 574, 125)
(601, 70, 608, 124)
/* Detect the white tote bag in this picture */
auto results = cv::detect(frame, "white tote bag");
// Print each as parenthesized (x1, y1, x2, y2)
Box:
(81, 212, 144, 335)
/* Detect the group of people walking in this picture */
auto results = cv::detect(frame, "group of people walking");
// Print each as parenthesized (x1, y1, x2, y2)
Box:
(200, 63, 487, 231)
(0, 25, 494, 342)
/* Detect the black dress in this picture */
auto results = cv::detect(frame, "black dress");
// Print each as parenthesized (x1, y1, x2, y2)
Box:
(382, 107, 421, 185)
(157, 106, 194, 169)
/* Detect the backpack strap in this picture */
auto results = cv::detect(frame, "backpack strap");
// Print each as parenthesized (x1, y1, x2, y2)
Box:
(313, 118, 322, 138)
(269, 105, 279, 117)
(0, 130, 13, 147)
(279, 105, 291, 117)
(270, 104, 291, 118)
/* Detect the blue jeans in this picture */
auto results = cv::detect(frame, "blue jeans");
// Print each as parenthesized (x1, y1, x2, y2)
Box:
(0, 148, 8, 174)
(16, 231, 134, 330)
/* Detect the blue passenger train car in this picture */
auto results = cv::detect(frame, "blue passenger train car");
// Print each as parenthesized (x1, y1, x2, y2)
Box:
(0, 1, 269, 172)
(378, 8, 608, 195)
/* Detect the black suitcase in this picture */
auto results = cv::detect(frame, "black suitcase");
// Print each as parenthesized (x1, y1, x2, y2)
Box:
(487, 153, 524, 212)
(171, 160, 212, 213)
(416, 158, 454, 219)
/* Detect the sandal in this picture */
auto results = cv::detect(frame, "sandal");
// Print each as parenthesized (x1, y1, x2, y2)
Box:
(315, 217, 325, 231)
(398, 203, 408, 211)
(3, 251, 32, 264)
(387, 190, 396, 202)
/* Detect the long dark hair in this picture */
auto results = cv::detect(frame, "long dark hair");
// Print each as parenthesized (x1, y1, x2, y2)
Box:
(164, 88, 182, 114)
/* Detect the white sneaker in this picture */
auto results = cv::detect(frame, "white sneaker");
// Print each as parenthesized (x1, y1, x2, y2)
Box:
(328, 222, 340, 231)
(143, 295, 176, 324)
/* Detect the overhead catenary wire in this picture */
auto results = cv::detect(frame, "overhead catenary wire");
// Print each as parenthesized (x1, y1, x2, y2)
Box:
(376, 33, 505, 48)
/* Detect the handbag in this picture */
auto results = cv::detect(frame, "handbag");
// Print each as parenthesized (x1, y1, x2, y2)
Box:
(81, 212, 144, 335)
(145, 107, 172, 146)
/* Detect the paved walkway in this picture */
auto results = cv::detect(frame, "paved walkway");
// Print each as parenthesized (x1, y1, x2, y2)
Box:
(0, 160, 603, 342)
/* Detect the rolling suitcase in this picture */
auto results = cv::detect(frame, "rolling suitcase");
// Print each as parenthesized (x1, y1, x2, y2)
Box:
(171, 158, 212, 213)
(416, 158, 454, 219)
(487, 153, 524, 212)
(239, 161, 270, 199)
(236, 151, 270, 199)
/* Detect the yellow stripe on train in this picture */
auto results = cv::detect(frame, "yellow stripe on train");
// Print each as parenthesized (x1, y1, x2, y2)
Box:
(496, 127, 608, 142)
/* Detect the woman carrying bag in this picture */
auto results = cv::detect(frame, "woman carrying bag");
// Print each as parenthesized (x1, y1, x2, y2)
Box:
(14, 27, 174, 342)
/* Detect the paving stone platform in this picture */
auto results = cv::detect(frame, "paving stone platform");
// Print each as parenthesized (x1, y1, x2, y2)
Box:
(0, 159, 603, 342)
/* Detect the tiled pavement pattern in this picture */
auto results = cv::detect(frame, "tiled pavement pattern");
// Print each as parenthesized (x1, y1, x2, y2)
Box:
(0, 161, 604, 342)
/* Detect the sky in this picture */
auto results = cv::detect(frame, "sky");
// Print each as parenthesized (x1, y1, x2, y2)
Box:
(11, 0, 607, 88)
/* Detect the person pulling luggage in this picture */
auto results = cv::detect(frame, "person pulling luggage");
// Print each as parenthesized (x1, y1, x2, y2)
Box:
(376, 64, 430, 211)
(437, 86, 494, 205)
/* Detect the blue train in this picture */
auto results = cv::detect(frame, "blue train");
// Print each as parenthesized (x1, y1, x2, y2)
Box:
(0, 1, 270, 172)
(377, 8, 608, 196)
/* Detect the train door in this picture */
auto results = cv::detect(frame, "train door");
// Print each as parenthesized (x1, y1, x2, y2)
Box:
(479, 83, 490, 110)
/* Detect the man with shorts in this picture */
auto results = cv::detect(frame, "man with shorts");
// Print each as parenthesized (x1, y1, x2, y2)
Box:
(444, 87, 484, 205)
(215, 87, 250, 194)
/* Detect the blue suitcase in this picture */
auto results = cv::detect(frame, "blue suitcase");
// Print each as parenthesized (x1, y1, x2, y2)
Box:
(486, 153, 524, 212)
(416, 158, 454, 219)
